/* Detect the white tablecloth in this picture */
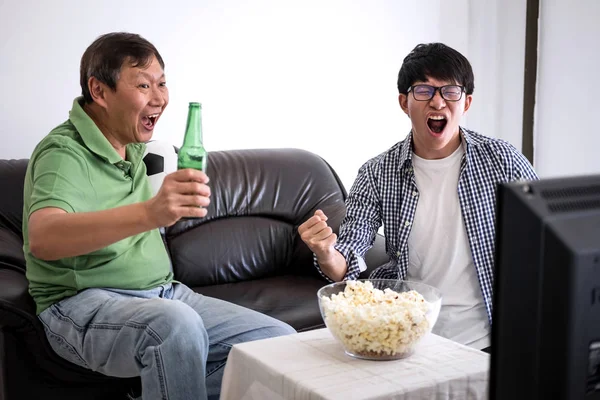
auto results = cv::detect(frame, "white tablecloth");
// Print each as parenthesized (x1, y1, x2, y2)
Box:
(220, 328, 490, 400)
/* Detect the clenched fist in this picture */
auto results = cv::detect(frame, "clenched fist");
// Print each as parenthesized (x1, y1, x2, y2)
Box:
(298, 209, 338, 263)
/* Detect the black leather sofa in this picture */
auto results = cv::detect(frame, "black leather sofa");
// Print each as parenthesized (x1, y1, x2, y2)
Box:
(0, 148, 387, 400)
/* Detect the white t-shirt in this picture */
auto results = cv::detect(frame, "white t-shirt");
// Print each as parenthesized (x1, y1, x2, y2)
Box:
(407, 144, 490, 350)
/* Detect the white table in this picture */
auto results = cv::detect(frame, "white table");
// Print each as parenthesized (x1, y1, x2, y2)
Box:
(220, 328, 490, 400)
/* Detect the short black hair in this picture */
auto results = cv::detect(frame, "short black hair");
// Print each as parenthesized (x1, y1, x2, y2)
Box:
(397, 43, 474, 95)
(80, 32, 165, 103)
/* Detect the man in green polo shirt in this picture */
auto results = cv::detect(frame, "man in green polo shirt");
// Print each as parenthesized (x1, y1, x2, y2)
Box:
(23, 32, 295, 400)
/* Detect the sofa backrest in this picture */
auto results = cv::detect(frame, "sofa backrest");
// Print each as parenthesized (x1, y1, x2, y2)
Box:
(165, 148, 347, 286)
(0, 149, 347, 284)
(0, 159, 28, 272)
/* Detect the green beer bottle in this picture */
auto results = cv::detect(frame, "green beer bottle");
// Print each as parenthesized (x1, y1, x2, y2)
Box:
(178, 102, 207, 172)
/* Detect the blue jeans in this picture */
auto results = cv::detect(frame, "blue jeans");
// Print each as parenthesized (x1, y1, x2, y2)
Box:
(38, 282, 296, 400)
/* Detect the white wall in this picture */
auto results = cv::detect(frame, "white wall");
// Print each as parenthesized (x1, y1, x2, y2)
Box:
(466, 0, 527, 151)
(0, 0, 524, 190)
(534, 0, 600, 178)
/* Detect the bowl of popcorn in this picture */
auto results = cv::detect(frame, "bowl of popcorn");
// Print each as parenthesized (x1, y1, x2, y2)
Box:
(317, 279, 442, 360)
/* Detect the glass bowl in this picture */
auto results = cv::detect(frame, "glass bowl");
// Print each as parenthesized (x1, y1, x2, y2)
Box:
(317, 279, 442, 360)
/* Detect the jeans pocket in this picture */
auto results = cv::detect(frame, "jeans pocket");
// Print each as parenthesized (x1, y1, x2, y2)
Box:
(43, 325, 90, 369)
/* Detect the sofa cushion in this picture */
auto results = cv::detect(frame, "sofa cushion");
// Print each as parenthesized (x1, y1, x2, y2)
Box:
(192, 275, 327, 332)
(166, 148, 347, 286)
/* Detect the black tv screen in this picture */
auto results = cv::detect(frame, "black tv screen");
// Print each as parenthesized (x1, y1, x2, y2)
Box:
(490, 175, 600, 400)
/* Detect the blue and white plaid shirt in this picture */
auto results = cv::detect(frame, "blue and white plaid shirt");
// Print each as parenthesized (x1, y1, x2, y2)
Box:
(316, 128, 538, 324)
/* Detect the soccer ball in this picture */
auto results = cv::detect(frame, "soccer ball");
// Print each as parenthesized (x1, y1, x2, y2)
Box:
(143, 140, 178, 196)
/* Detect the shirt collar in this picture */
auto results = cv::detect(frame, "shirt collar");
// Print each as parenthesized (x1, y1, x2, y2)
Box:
(69, 96, 146, 166)
(399, 126, 472, 166)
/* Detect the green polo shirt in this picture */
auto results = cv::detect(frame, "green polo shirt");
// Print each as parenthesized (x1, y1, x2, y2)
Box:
(23, 97, 173, 315)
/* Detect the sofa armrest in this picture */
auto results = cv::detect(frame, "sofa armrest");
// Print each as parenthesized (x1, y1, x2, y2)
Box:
(0, 265, 37, 329)
(0, 265, 37, 399)
(0, 230, 25, 273)
(360, 233, 388, 278)
(0, 327, 6, 400)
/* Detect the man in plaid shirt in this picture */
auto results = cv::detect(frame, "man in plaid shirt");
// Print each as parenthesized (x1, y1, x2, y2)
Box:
(299, 43, 537, 351)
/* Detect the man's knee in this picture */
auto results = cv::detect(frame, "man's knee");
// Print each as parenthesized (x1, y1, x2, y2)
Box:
(271, 320, 297, 336)
(254, 318, 296, 341)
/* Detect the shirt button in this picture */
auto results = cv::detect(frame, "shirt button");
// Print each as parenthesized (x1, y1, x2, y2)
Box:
(396, 251, 401, 257)
(404, 221, 411, 227)
(412, 191, 418, 197)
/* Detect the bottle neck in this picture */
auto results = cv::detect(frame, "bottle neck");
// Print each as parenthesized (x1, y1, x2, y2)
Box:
(183, 105, 203, 147)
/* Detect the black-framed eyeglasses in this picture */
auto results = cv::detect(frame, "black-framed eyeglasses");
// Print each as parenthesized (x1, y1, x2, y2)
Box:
(407, 84, 465, 101)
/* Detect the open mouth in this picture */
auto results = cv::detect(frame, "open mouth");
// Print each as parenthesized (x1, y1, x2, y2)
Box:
(427, 115, 447, 134)
(141, 113, 160, 130)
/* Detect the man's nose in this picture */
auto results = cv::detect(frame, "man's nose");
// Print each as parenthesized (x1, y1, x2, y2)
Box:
(150, 87, 167, 107)
(429, 90, 446, 109)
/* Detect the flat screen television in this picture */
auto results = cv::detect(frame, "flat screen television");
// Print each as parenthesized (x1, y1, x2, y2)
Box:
(490, 174, 600, 400)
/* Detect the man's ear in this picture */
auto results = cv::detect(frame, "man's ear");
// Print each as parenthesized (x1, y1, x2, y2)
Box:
(88, 77, 109, 109)
(463, 94, 473, 114)
(399, 94, 410, 116)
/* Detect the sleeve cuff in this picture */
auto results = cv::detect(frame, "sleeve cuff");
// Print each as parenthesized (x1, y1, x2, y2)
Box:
(313, 250, 364, 282)
(29, 199, 75, 217)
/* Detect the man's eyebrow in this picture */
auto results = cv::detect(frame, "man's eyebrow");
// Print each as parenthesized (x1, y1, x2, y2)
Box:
(136, 71, 165, 80)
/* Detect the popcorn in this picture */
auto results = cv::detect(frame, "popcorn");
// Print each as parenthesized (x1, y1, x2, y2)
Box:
(320, 280, 431, 358)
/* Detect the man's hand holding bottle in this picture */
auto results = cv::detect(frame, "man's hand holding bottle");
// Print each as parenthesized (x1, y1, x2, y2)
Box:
(146, 168, 210, 227)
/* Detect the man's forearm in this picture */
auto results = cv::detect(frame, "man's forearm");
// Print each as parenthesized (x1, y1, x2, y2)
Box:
(317, 250, 348, 282)
(28, 202, 156, 261)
